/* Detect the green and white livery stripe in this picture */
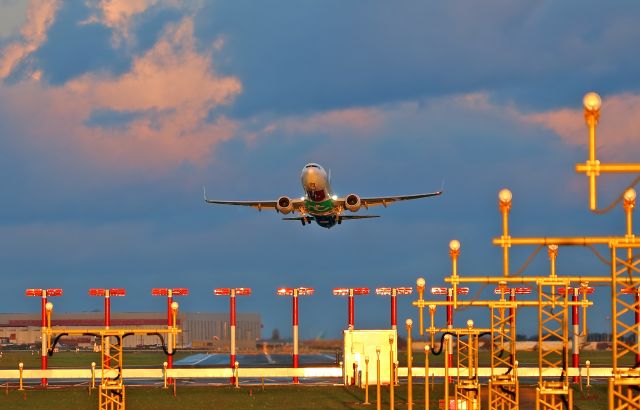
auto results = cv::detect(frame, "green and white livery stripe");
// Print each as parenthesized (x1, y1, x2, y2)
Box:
(305, 199, 334, 214)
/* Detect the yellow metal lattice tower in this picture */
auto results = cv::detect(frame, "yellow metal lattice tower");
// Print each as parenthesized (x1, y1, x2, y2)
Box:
(488, 294, 518, 410)
(609, 243, 640, 409)
(99, 333, 125, 410)
(455, 321, 481, 410)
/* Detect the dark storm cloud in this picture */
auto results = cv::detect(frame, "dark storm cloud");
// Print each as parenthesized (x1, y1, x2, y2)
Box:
(195, 0, 640, 116)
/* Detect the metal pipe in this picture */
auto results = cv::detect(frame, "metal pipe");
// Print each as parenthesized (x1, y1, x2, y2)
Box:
(576, 163, 640, 173)
(444, 276, 612, 284)
(293, 289, 299, 384)
(41, 294, 47, 387)
(348, 289, 355, 330)
(406, 319, 413, 410)
(230, 289, 236, 385)
(167, 289, 173, 384)
(572, 288, 579, 383)
(376, 347, 381, 410)
(493, 236, 640, 246)
(391, 288, 397, 330)
(389, 336, 394, 409)
(446, 289, 453, 382)
(424, 345, 430, 410)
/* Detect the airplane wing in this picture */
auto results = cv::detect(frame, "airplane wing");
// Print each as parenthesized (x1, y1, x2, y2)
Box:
(203, 188, 303, 212)
(337, 190, 443, 209)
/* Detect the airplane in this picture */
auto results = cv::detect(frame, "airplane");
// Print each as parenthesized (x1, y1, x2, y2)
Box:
(203, 163, 442, 229)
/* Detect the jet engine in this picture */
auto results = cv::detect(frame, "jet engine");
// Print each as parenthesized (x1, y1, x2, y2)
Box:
(277, 196, 294, 214)
(345, 194, 361, 212)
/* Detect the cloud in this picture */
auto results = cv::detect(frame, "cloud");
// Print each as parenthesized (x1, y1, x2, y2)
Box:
(2, 18, 242, 172)
(523, 93, 640, 159)
(0, 0, 59, 79)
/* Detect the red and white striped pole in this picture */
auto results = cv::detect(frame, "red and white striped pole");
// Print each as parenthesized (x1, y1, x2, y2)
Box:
(277, 287, 314, 384)
(230, 288, 236, 384)
(293, 289, 299, 383)
(391, 288, 397, 330)
(41, 292, 47, 386)
(348, 289, 355, 330)
(152, 288, 189, 386)
(89, 288, 125, 370)
(214, 288, 251, 385)
(446, 288, 453, 379)
(375, 287, 414, 330)
(333, 288, 370, 331)
(572, 287, 579, 383)
(26, 288, 63, 387)
(167, 289, 173, 380)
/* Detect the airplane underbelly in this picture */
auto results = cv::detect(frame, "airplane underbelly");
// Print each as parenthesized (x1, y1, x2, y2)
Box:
(314, 215, 336, 229)
(305, 199, 334, 214)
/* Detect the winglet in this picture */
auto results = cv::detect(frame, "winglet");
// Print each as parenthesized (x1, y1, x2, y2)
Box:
(203, 186, 208, 202)
(439, 178, 445, 194)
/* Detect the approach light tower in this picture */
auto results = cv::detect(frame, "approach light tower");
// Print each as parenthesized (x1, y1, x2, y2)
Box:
(332, 288, 370, 330)
(277, 287, 314, 383)
(89, 288, 125, 369)
(25, 288, 63, 387)
(152, 288, 189, 385)
(431, 285, 469, 379)
(214, 287, 252, 385)
(375, 287, 413, 330)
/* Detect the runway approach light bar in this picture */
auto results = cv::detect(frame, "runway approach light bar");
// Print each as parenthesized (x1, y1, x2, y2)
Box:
(333, 288, 370, 296)
(494, 287, 532, 295)
(431, 287, 469, 295)
(26, 289, 63, 297)
(558, 286, 595, 295)
(152, 288, 189, 296)
(375, 287, 413, 295)
(89, 288, 126, 296)
(214, 288, 252, 296)
(277, 287, 315, 296)
(621, 288, 640, 295)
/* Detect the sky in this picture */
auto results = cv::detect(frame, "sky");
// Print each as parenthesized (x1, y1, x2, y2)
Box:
(1, 0, 640, 340)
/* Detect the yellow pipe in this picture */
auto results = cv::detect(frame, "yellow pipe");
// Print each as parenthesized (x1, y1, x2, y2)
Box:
(389, 336, 394, 409)
(406, 320, 413, 410)
(424, 345, 430, 410)
(492, 236, 636, 246)
(576, 163, 640, 173)
(414, 301, 592, 308)
(442, 276, 612, 284)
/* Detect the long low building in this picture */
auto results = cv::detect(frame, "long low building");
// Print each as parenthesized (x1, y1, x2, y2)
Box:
(0, 312, 261, 350)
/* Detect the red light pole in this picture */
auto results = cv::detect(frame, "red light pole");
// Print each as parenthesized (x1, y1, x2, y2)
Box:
(562, 285, 595, 383)
(375, 287, 413, 330)
(26, 288, 63, 387)
(431, 286, 468, 381)
(152, 288, 189, 385)
(215, 287, 251, 385)
(89, 288, 125, 369)
(277, 287, 314, 384)
(333, 288, 370, 330)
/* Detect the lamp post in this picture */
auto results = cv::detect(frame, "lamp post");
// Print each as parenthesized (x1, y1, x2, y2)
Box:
(332, 288, 370, 330)
(152, 288, 189, 385)
(416, 278, 426, 336)
(277, 287, 314, 383)
(406, 318, 413, 410)
(215, 287, 251, 385)
(499, 189, 513, 277)
(582, 91, 602, 211)
(375, 287, 413, 330)
(26, 288, 63, 387)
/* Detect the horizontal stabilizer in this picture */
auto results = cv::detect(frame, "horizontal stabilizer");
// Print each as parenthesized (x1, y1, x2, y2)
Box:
(340, 215, 380, 220)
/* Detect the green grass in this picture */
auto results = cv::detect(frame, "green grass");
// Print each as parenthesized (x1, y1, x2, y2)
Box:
(0, 384, 611, 409)
(0, 351, 192, 369)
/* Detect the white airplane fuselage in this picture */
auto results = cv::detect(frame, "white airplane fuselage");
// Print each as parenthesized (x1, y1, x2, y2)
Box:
(300, 163, 339, 228)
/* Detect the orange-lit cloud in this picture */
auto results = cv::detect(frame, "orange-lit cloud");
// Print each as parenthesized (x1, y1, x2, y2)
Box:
(0, 0, 59, 79)
(524, 93, 640, 159)
(2, 18, 242, 172)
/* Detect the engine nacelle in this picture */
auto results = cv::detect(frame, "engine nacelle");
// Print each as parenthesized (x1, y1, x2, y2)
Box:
(345, 194, 361, 212)
(276, 196, 294, 214)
